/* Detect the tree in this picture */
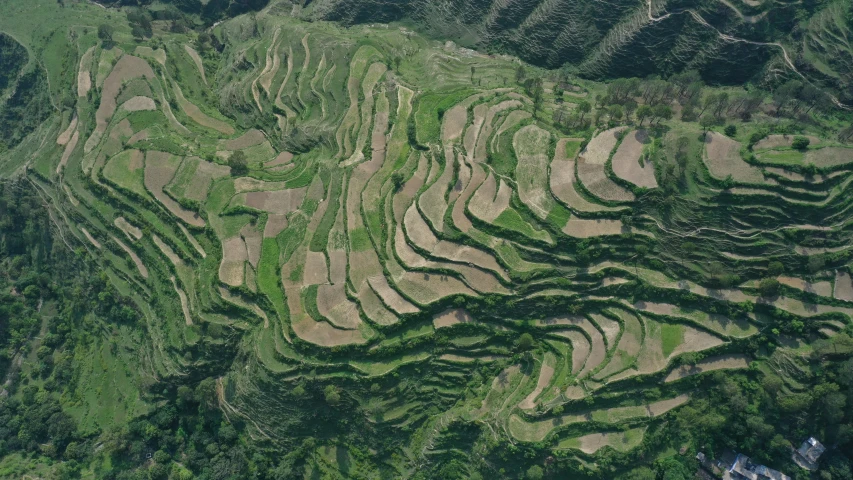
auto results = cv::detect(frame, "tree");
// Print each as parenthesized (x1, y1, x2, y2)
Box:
(636, 105, 653, 125)
(97, 24, 114, 43)
(577, 100, 591, 124)
(609, 104, 624, 123)
(324, 385, 341, 405)
(652, 104, 672, 124)
(792, 136, 811, 150)
(526, 465, 544, 480)
(808, 255, 826, 273)
(515, 65, 526, 84)
(699, 116, 715, 135)
(724, 125, 737, 137)
(767, 261, 784, 276)
(229, 151, 248, 176)
(517, 333, 535, 351)
(758, 278, 780, 297)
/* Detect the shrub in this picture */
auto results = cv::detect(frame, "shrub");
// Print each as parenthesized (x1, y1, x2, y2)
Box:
(758, 278, 780, 297)
(792, 136, 810, 150)
(724, 125, 737, 137)
(228, 151, 248, 176)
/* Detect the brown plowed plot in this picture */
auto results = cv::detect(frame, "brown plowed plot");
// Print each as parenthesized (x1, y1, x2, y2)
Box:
(219, 236, 247, 287)
(77, 46, 95, 97)
(418, 152, 452, 231)
(594, 311, 644, 380)
(834, 271, 853, 302)
(806, 147, 853, 168)
(224, 129, 266, 150)
(550, 158, 623, 213)
(327, 250, 347, 285)
(451, 163, 486, 234)
(172, 81, 234, 135)
(463, 104, 488, 163)
(519, 353, 556, 410)
(577, 163, 635, 202)
(368, 275, 419, 314)
(171, 277, 193, 326)
(562, 217, 625, 238)
(115, 217, 142, 241)
(612, 130, 657, 188)
(432, 308, 474, 328)
(664, 354, 749, 382)
(778, 276, 832, 297)
(441, 104, 468, 143)
(396, 227, 507, 294)
(404, 204, 508, 281)
(94, 56, 155, 138)
(589, 313, 621, 348)
(580, 127, 626, 165)
(57, 117, 78, 146)
(476, 100, 523, 159)
(469, 173, 511, 223)
(491, 110, 531, 153)
(303, 251, 329, 285)
(145, 151, 206, 227)
(291, 314, 367, 347)
(315, 284, 361, 329)
(120, 96, 155, 112)
(152, 235, 182, 267)
(540, 316, 605, 378)
(80, 227, 101, 249)
(703, 132, 765, 184)
(182, 159, 230, 203)
(183, 44, 207, 84)
(563, 428, 646, 454)
(267, 151, 293, 167)
(514, 125, 555, 218)
(672, 326, 724, 357)
(608, 315, 667, 382)
(113, 237, 148, 279)
(56, 130, 80, 174)
(754, 135, 821, 150)
(238, 187, 307, 215)
(241, 224, 262, 268)
(355, 283, 399, 326)
(556, 331, 590, 374)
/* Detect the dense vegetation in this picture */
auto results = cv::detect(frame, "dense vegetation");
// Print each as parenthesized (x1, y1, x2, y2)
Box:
(1, 0, 853, 478)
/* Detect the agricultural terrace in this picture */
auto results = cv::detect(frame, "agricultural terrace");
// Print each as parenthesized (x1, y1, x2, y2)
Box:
(5, 0, 853, 474)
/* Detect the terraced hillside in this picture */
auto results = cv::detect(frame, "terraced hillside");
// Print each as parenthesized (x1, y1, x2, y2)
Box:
(2, 0, 853, 477)
(303, 0, 853, 104)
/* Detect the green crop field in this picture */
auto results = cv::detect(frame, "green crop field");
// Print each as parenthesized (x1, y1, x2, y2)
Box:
(1, 0, 853, 478)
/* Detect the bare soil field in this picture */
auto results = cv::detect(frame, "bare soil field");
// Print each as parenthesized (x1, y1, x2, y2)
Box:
(303, 251, 329, 285)
(152, 235, 182, 267)
(576, 163, 635, 202)
(77, 46, 95, 97)
(703, 132, 765, 184)
(519, 353, 556, 409)
(224, 129, 266, 150)
(80, 227, 101, 249)
(663, 354, 750, 382)
(113, 236, 148, 279)
(805, 147, 853, 168)
(316, 284, 362, 329)
(432, 309, 474, 328)
(120, 96, 156, 112)
(579, 127, 627, 165)
(562, 217, 625, 238)
(114, 217, 142, 241)
(491, 110, 531, 153)
(95, 56, 155, 137)
(514, 125, 555, 218)
(171, 277, 193, 326)
(368, 275, 419, 314)
(612, 130, 657, 188)
(778, 276, 832, 297)
(835, 271, 853, 302)
(266, 151, 293, 167)
(754, 134, 821, 150)
(145, 151, 206, 227)
(240, 187, 307, 215)
(219, 236, 247, 287)
(57, 116, 78, 146)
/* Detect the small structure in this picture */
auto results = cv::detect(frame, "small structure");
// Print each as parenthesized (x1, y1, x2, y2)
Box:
(723, 453, 791, 480)
(792, 437, 826, 471)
